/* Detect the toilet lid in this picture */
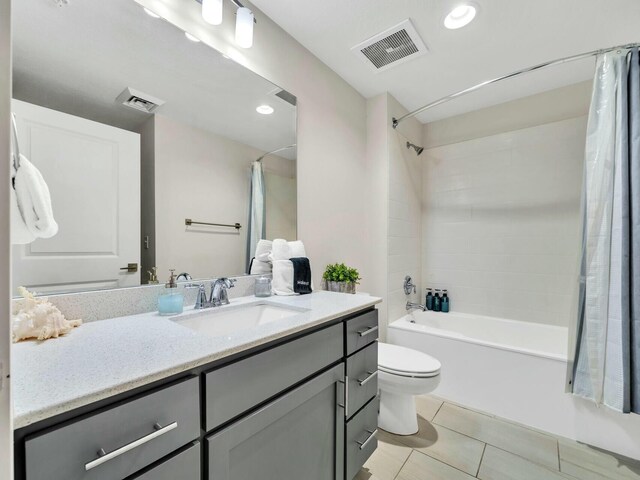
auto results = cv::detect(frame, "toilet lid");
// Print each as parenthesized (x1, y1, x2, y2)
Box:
(378, 343, 441, 377)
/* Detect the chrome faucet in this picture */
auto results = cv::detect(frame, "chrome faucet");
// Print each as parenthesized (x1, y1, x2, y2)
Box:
(210, 278, 236, 306)
(406, 301, 427, 312)
(186, 283, 209, 309)
(176, 272, 192, 282)
(404, 275, 417, 295)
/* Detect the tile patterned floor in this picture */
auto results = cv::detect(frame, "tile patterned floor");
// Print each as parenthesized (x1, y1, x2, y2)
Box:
(355, 396, 640, 480)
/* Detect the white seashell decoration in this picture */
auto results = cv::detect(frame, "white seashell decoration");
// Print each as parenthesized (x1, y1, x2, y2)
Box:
(12, 287, 82, 342)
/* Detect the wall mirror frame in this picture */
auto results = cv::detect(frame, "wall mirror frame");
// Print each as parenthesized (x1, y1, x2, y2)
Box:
(10, 0, 297, 297)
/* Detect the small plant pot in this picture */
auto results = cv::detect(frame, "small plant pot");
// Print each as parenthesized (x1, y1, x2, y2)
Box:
(326, 281, 356, 294)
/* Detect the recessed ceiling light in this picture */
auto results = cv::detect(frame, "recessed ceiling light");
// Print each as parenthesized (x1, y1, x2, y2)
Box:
(143, 7, 161, 19)
(185, 32, 201, 43)
(444, 4, 477, 29)
(256, 105, 274, 115)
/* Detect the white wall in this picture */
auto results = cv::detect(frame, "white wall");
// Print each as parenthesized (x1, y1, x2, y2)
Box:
(146, 114, 295, 280)
(365, 93, 423, 340)
(387, 95, 423, 324)
(422, 116, 586, 326)
(137, 0, 371, 292)
(0, 0, 12, 475)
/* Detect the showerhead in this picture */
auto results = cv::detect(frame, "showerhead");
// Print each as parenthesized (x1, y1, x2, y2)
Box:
(406, 141, 424, 156)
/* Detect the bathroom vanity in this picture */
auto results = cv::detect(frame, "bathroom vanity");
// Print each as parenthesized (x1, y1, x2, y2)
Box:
(12, 292, 380, 480)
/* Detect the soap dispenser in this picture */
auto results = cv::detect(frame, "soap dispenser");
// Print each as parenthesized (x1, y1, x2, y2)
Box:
(158, 269, 184, 315)
(425, 288, 434, 311)
(441, 289, 450, 313)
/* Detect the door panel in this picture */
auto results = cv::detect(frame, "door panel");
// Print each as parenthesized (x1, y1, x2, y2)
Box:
(11, 99, 140, 294)
(207, 365, 345, 480)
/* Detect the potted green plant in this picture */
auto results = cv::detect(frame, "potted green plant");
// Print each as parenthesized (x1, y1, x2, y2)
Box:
(322, 263, 361, 294)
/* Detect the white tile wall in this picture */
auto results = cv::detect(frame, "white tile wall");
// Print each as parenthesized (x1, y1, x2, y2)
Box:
(421, 117, 586, 327)
(388, 131, 423, 323)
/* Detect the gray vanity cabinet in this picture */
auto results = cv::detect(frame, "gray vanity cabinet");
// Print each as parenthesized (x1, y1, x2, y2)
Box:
(16, 306, 379, 480)
(206, 364, 345, 480)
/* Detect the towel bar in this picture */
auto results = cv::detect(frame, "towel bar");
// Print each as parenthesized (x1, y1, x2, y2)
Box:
(185, 219, 241, 230)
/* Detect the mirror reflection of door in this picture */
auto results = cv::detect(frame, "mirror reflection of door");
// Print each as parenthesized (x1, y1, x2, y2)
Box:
(11, 99, 141, 295)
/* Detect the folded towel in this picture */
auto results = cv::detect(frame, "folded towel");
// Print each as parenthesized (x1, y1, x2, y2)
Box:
(290, 257, 312, 295)
(272, 259, 295, 295)
(14, 154, 58, 239)
(11, 164, 35, 245)
(249, 239, 272, 274)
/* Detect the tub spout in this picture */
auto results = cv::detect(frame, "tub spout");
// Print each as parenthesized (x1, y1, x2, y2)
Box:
(406, 301, 427, 312)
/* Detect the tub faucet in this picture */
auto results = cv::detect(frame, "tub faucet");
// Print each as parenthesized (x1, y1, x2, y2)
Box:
(406, 301, 427, 312)
(210, 278, 236, 306)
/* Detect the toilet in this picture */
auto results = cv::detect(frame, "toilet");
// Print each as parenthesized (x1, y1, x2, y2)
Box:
(377, 343, 441, 435)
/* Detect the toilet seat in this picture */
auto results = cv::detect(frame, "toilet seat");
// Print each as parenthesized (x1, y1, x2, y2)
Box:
(378, 343, 441, 378)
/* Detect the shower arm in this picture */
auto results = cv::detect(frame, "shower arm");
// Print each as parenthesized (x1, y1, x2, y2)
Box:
(392, 42, 640, 129)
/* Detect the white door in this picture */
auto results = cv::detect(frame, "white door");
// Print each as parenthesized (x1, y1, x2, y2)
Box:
(11, 100, 140, 295)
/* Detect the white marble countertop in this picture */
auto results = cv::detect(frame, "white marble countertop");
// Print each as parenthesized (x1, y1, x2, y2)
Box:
(12, 291, 381, 429)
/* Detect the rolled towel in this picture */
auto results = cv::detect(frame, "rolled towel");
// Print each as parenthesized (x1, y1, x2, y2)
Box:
(269, 238, 291, 262)
(254, 239, 272, 262)
(289, 240, 307, 258)
(272, 259, 295, 295)
(11, 165, 35, 245)
(14, 154, 58, 239)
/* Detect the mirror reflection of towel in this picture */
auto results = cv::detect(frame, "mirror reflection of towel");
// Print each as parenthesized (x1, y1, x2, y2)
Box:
(290, 257, 312, 295)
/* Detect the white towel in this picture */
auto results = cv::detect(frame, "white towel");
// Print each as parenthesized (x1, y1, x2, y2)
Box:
(272, 259, 295, 295)
(269, 238, 291, 262)
(250, 239, 273, 275)
(289, 240, 306, 258)
(11, 165, 35, 245)
(14, 154, 58, 239)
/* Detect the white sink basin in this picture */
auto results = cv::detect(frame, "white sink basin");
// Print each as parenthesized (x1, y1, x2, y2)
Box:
(171, 302, 306, 338)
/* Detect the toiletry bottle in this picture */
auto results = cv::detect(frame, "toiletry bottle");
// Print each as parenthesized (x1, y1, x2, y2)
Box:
(158, 269, 184, 315)
(441, 289, 450, 313)
(147, 267, 159, 285)
(425, 288, 434, 310)
(433, 289, 442, 312)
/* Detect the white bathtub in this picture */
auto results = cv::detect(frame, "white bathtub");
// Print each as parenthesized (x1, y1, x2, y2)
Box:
(388, 310, 640, 461)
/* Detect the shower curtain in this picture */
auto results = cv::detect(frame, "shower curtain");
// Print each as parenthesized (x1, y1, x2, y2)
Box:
(572, 48, 640, 413)
(245, 161, 266, 273)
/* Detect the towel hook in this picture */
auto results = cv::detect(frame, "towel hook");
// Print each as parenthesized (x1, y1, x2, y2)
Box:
(11, 113, 21, 171)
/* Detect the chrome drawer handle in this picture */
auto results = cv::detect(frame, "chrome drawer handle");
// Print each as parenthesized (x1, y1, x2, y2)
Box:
(356, 429, 378, 451)
(85, 422, 178, 471)
(357, 326, 378, 337)
(358, 370, 378, 386)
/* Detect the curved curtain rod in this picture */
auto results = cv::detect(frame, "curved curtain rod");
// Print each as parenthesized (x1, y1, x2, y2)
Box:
(256, 144, 297, 162)
(392, 42, 640, 129)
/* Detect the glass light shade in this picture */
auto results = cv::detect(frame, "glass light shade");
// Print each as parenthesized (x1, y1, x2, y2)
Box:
(202, 0, 223, 26)
(235, 7, 254, 49)
(444, 4, 477, 29)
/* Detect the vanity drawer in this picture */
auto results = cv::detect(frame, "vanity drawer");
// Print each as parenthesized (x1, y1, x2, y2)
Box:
(346, 397, 379, 480)
(204, 323, 343, 432)
(345, 310, 378, 355)
(346, 341, 378, 419)
(131, 442, 200, 480)
(24, 377, 200, 480)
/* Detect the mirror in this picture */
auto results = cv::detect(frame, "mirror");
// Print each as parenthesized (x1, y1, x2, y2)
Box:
(11, 0, 297, 296)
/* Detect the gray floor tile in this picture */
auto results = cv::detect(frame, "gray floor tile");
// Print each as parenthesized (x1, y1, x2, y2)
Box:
(559, 438, 640, 480)
(478, 445, 571, 480)
(434, 402, 559, 470)
(383, 415, 485, 476)
(357, 431, 413, 480)
(415, 395, 443, 421)
(396, 450, 476, 480)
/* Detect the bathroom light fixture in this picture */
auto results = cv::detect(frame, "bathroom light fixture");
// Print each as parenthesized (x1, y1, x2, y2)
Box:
(202, 0, 223, 25)
(185, 32, 201, 42)
(444, 4, 477, 29)
(256, 105, 274, 115)
(235, 7, 254, 49)
(143, 7, 161, 18)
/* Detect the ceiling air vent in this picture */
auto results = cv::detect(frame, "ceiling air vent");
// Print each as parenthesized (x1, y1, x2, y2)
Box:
(351, 19, 427, 72)
(275, 89, 297, 107)
(116, 87, 165, 114)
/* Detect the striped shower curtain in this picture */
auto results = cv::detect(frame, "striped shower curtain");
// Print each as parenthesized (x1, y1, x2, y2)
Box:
(572, 48, 640, 413)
